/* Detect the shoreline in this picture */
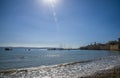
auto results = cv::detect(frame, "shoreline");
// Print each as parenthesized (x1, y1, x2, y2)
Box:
(0, 55, 120, 78)
(0, 59, 93, 73)
(1, 66, 120, 78)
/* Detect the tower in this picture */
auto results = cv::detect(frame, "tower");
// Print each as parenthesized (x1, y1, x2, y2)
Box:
(118, 38, 120, 44)
(118, 38, 120, 49)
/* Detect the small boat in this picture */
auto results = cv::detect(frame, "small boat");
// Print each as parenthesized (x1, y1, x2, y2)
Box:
(4, 48, 12, 51)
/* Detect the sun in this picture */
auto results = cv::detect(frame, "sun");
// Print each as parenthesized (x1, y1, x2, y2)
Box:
(41, 0, 61, 7)
(44, 0, 57, 4)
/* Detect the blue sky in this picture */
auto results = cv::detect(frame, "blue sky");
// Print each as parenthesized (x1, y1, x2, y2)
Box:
(0, 0, 120, 48)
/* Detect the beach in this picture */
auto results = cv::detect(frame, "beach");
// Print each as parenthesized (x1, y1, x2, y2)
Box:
(83, 67, 120, 78)
(0, 55, 120, 78)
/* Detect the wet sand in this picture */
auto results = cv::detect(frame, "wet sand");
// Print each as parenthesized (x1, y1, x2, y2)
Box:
(82, 67, 120, 78)
(1, 67, 120, 78)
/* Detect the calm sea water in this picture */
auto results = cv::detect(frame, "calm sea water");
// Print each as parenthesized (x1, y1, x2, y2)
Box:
(0, 48, 120, 70)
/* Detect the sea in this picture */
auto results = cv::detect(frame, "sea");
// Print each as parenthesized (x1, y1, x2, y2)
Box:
(0, 48, 120, 70)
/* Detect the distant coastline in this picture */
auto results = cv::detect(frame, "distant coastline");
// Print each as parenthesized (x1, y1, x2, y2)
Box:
(79, 38, 120, 51)
(1, 38, 120, 51)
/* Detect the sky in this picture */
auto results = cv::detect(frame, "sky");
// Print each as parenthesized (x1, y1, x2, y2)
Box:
(0, 0, 120, 48)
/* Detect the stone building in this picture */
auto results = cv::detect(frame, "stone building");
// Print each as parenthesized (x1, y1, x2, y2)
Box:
(110, 38, 120, 51)
(80, 38, 120, 51)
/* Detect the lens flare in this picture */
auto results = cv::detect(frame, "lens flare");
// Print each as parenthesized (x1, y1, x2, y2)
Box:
(42, 0, 60, 32)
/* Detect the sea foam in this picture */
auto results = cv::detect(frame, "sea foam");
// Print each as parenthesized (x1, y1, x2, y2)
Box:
(0, 55, 120, 78)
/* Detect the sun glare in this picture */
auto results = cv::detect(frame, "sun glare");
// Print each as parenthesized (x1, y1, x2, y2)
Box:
(43, 0, 57, 5)
(43, 0, 59, 5)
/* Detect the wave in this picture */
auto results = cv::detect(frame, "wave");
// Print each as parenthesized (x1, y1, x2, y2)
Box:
(0, 59, 93, 73)
(0, 55, 120, 78)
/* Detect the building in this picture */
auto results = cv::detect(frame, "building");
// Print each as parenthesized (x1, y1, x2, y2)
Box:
(110, 38, 120, 51)
(80, 38, 120, 51)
